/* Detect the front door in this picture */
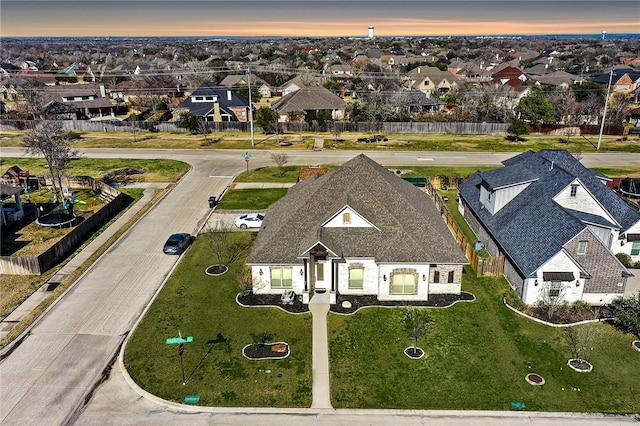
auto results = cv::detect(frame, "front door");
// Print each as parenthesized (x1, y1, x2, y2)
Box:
(315, 260, 327, 293)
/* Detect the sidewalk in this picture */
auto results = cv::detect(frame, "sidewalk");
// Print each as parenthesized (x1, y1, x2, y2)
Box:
(232, 182, 296, 189)
(309, 292, 333, 409)
(0, 186, 161, 339)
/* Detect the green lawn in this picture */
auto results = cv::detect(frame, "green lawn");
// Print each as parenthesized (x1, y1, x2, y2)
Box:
(327, 268, 640, 412)
(0, 158, 190, 183)
(124, 235, 313, 407)
(216, 188, 289, 210)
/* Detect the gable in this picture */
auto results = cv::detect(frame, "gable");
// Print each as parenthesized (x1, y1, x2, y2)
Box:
(322, 205, 376, 229)
(553, 178, 619, 228)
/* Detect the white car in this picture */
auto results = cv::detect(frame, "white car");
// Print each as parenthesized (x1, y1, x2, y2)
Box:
(234, 213, 264, 229)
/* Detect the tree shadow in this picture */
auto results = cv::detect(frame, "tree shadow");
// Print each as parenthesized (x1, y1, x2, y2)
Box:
(185, 333, 229, 384)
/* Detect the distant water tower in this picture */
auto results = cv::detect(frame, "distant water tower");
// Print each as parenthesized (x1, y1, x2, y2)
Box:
(601, 30, 607, 40)
(368, 26, 374, 39)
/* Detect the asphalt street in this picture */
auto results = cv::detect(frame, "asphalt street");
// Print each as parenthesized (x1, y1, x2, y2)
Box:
(0, 147, 638, 425)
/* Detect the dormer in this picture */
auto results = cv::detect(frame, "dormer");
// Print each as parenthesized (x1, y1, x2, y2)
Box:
(322, 205, 377, 229)
(191, 94, 218, 103)
(479, 177, 537, 215)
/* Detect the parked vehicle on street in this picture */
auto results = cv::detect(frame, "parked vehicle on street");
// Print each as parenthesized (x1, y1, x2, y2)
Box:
(234, 213, 264, 229)
(163, 233, 192, 254)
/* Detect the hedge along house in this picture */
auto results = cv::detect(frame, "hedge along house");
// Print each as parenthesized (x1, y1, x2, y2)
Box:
(458, 150, 639, 306)
(246, 154, 468, 304)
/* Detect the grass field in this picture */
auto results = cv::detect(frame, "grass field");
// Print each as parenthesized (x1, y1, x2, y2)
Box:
(124, 234, 313, 408)
(327, 268, 640, 412)
(215, 188, 289, 210)
(0, 158, 190, 183)
(3, 129, 639, 153)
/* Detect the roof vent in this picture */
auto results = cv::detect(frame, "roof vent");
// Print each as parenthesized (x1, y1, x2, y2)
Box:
(549, 161, 554, 171)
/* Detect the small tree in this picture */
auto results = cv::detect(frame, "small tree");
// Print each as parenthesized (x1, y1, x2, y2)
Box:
(329, 123, 341, 142)
(537, 281, 567, 321)
(270, 152, 289, 177)
(507, 118, 528, 142)
(566, 320, 598, 363)
(22, 121, 79, 202)
(176, 111, 200, 134)
(400, 306, 434, 353)
(203, 220, 252, 267)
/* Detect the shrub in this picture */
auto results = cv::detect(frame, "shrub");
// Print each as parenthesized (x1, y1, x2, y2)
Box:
(504, 290, 525, 310)
(616, 252, 632, 267)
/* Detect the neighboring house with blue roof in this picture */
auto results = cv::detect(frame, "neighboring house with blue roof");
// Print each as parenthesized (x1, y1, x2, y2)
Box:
(174, 82, 250, 122)
(458, 149, 640, 306)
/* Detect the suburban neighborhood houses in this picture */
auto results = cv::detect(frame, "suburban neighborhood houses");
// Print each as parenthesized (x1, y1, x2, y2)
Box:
(459, 149, 640, 305)
(247, 154, 468, 304)
(1, 35, 640, 131)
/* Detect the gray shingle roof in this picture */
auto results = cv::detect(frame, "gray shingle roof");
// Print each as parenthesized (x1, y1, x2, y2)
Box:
(271, 86, 346, 113)
(176, 82, 248, 119)
(247, 154, 467, 265)
(459, 150, 640, 278)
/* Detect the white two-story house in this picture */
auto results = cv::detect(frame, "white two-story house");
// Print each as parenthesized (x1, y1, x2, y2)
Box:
(458, 150, 639, 306)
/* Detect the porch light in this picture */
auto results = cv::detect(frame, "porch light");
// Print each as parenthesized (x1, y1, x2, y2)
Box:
(383, 274, 387, 282)
(300, 269, 304, 276)
(576, 281, 580, 287)
(534, 280, 538, 287)
(422, 274, 426, 282)
(259, 269, 263, 276)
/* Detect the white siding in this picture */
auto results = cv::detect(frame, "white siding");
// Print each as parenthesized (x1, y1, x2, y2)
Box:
(480, 181, 532, 214)
(586, 224, 613, 248)
(251, 265, 306, 295)
(523, 251, 584, 305)
(553, 179, 616, 224)
(336, 259, 379, 295)
(618, 220, 640, 260)
(581, 292, 625, 306)
(377, 263, 431, 301)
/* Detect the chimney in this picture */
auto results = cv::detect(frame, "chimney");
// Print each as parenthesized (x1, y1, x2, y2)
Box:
(227, 90, 232, 101)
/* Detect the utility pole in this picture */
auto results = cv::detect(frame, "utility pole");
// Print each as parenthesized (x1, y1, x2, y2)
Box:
(247, 67, 255, 147)
(597, 70, 613, 150)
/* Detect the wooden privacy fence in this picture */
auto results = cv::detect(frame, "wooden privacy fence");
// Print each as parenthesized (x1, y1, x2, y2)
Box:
(425, 179, 505, 276)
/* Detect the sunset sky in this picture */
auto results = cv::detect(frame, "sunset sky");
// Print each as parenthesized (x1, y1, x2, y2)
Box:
(1, 1, 638, 38)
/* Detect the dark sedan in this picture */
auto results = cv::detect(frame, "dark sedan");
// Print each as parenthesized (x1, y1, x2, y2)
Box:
(163, 233, 192, 255)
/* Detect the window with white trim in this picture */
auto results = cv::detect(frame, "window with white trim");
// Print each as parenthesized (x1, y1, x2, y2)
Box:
(392, 273, 416, 294)
(270, 267, 292, 288)
(348, 268, 363, 289)
(448, 270, 455, 283)
(549, 281, 561, 298)
(343, 212, 351, 224)
(631, 241, 640, 256)
(577, 241, 588, 255)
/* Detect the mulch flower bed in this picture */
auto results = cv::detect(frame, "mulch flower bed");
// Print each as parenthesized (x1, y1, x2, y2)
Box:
(404, 347, 424, 359)
(237, 292, 309, 314)
(525, 373, 545, 385)
(243, 342, 290, 360)
(331, 292, 475, 314)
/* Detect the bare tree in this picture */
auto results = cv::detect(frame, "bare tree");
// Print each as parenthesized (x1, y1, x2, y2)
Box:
(566, 319, 598, 363)
(202, 220, 252, 267)
(270, 152, 289, 177)
(329, 123, 341, 142)
(606, 93, 632, 126)
(22, 121, 79, 202)
(536, 281, 567, 321)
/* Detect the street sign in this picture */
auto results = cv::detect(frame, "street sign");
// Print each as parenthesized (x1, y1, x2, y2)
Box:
(241, 151, 253, 158)
(184, 395, 200, 404)
(166, 335, 193, 345)
(244, 157, 250, 163)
